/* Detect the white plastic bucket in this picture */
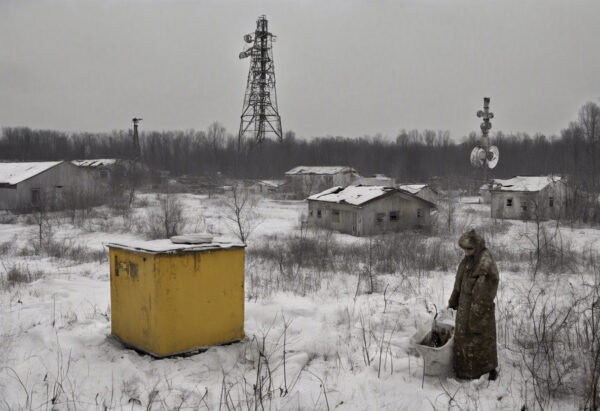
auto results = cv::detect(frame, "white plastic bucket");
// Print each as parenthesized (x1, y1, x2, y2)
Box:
(411, 320, 455, 377)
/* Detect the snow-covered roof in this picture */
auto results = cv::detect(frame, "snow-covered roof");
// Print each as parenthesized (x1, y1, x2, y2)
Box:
(308, 185, 398, 206)
(398, 184, 428, 194)
(489, 176, 563, 192)
(0, 161, 63, 185)
(71, 159, 117, 168)
(107, 238, 245, 254)
(258, 180, 286, 187)
(285, 166, 357, 175)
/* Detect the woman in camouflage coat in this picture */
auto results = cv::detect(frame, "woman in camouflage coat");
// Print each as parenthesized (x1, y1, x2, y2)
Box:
(448, 229, 499, 379)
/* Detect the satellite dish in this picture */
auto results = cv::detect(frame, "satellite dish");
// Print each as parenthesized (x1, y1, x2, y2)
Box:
(487, 145, 500, 169)
(470, 147, 485, 167)
(244, 34, 254, 43)
(239, 48, 253, 59)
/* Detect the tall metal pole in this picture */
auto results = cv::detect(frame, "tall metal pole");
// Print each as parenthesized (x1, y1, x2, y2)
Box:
(477, 97, 494, 182)
(132, 117, 142, 161)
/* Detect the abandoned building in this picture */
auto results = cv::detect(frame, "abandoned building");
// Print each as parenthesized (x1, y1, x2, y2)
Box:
(285, 166, 360, 197)
(489, 176, 569, 220)
(307, 185, 436, 236)
(352, 174, 395, 186)
(72, 158, 118, 182)
(398, 184, 439, 205)
(479, 182, 493, 203)
(0, 161, 92, 211)
(246, 180, 287, 194)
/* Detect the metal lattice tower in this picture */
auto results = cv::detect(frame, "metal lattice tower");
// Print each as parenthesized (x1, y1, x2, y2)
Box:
(238, 15, 282, 148)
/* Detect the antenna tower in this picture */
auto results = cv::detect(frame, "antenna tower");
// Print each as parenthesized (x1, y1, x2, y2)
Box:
(132, 117, 142, 160)
(238, 15, 282, 148)
(470, 97, 500, 179)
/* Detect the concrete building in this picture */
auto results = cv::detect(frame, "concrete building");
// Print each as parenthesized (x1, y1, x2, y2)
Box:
(71, 159, 118, 182)
(399, 184, 439, 205)
(489, 176, 569, 220)
(307, 185, 436, 236)
(245, 179, 287, 194)
(352, 174, 395, 186)
(479, 182, 493, 204)
(285, 166, 360, 198)
(0, 161, 91, 211)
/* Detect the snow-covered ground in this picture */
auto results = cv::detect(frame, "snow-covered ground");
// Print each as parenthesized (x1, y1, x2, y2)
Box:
(0, 192, 599, 410)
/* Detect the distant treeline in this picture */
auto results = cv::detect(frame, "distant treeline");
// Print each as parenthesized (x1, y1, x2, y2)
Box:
(1, 102, 599, 191)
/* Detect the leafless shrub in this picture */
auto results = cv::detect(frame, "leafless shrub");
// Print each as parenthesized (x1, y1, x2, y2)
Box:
(518, 207, 578, 276)
(509, 279, 587, 409)
(144, 192, 185, 239)
(220, 185, 262, 244)
(1, 261, 44, 287)
(43, 239, 106, 264)
(0, 241, 13, 256)
(574, 261, 600, 410)
(0, 211, 18, 224)
(248, 226, 451, 298)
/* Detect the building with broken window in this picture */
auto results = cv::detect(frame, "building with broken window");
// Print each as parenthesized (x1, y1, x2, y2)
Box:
(307, 185, 436, 236)
(285, 166, 360, 198)
(489, 176, 569, 220)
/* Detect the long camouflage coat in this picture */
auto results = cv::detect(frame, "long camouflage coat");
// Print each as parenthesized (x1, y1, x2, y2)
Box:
(448, 229, 499, 379)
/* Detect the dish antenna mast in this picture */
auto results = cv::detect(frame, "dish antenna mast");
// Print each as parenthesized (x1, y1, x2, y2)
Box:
(470, 97, 499, 173)
(238, 15, 282, 149)
(131, 117, 142, 160)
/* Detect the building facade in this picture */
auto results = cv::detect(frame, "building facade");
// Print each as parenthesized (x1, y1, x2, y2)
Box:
(489, 176, 569, 220)
(71, 159, 118, 182)
(285, 166, 360, 198)
(398, 184, 439, 205)
(0, 161, 92, 211)
(307, 185, 435, 236)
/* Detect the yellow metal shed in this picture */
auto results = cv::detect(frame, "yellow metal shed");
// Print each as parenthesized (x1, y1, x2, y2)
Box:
(107, 238, 246, 357)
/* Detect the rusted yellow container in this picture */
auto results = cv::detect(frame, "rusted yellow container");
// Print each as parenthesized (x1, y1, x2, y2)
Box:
(107, 238, 245, 357)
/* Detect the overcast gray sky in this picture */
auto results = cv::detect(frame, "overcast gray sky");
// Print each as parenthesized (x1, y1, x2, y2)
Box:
(1, 0, 599, 141)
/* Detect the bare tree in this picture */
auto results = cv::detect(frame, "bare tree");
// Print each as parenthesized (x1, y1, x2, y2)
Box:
(145, 191, 185, 239)
(579, 102, 600, 191)
(220, 185, 262, 244)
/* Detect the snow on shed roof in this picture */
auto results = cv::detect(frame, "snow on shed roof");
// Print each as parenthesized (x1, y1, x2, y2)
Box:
(285, 166, 357, 175)
(308, 185, 398, 206)
(0, 161, 63, 185)
(106, 238, 245, 254)
(398, 184, 428, 194)
(489, 176, 562, 192)
(71, 159, 117, 168)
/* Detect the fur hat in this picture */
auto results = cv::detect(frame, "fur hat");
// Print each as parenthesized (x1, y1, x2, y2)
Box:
(458, 229, 486, 253)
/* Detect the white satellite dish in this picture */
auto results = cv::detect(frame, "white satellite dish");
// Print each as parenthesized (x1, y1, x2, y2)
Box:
(470, 147, 485, 167)
(487, 145, 500, 169)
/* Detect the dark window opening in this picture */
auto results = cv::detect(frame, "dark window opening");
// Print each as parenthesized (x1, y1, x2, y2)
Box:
(521, 201, 528, 211)
(549, 197, 554, 207)
(332, 210, 340, 223)
(309, 210, 313, 217)
(317, 209, 322, 218)
(506, 198, 513, 207)
(389, 211, 399, 221)
(376, 213, 385, 224)
(417, 209, 423, 218)
(31, 189, 40, 206)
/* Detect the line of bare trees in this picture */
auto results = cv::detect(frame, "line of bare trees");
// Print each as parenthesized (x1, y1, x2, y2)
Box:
(1, 102, 599, 190)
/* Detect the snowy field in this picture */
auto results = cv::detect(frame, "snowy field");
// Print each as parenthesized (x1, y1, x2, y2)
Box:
(1, 192, 599, 410)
